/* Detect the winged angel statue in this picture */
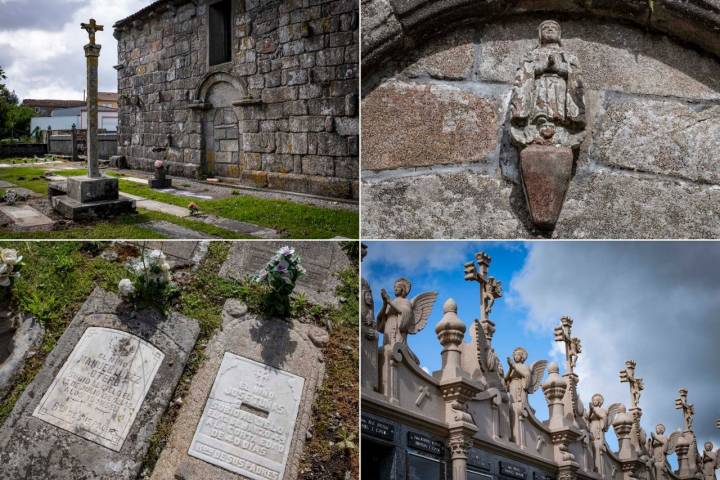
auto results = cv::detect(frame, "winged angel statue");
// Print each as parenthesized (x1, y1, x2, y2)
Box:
(585, 396, 625, 474)
(505, 347, 547, 444)
(376, 277, 438, 357)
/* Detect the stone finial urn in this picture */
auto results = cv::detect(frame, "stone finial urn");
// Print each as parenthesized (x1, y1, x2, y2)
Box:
(509, 20, 586, 230)
(543, 362, 568, 429)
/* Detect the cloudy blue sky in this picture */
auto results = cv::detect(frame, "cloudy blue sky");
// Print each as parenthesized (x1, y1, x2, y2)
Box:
(363, 241, 720, 454)
(0, 0, 148, 100)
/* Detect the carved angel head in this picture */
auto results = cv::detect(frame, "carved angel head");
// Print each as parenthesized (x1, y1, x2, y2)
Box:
(394, 277, 411, 297)
(512, 346, 528, 363)
(539, 20, 562, 46)
(656, 423, 665, 435)
(591, 393, 604, 407)
(705, 442, 714, 452)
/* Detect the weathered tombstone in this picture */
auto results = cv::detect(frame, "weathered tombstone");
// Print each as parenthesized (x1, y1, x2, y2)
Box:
(219, 241, 351, 306)
(0, 287, 200, 479)
(150, 299, 326, 480)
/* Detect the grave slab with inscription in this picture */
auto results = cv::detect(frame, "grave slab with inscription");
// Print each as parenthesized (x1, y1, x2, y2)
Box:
(219, 241, 351, 306)
(0, 287, 200, 480)
(151, 299, 326, 480)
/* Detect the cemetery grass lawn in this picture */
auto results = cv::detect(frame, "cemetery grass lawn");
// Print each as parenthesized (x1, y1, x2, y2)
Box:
(0, 209, 252, 239)
(0, 166, 358, 238)
(0, 242, 127, 424)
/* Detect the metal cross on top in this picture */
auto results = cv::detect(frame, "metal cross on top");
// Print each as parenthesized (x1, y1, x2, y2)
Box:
(464, 252, 503, 323)
(81, 18, 104, 45)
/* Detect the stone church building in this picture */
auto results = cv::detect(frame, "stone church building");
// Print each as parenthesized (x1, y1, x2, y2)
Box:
(113, 0, 358, 199)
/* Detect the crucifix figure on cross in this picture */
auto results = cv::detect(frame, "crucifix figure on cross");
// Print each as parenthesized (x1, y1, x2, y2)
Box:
(464, 252, 503, 323)
(553, 316, 582, 374)
(675, 387, 695, 432)
(81, 18, 104, 45)
(619, 360, 644, 409)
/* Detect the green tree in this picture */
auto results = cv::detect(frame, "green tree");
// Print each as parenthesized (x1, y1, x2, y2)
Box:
(0, 65, 35, 140)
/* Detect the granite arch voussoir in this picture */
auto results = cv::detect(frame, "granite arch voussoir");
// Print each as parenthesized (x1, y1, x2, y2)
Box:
(363, 0, 720, 73)
(194, 71, 248, 105)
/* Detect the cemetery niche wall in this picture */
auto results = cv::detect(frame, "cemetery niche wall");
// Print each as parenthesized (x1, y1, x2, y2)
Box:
(113, 0, 359, 200)
(360, 245, 720, 480)
(360, 0, 720, 238)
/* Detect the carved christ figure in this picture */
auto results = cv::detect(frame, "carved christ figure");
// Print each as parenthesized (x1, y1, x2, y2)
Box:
(510, 20, 585, 148)
(505, 347, 546, 445)
(376, 278, 437, 350)
(620, 360, 644, 409)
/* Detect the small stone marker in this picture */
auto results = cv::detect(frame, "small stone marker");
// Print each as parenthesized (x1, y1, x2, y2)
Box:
(150, 299, 326, 480)
(188, 353, 304, 480)
(32, 327, 164, 451)
(220, 241, 351, 306)
(0, 287, 200, 479)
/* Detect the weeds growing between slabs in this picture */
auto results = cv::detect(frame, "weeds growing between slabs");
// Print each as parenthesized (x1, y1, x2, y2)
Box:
(0, 241, 359, 479)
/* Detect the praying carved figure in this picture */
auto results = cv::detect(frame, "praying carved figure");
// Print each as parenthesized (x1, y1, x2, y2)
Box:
(505, 347, 547, 444)
(703, 442, 719, 480)
(648, 424, 669, 480)
(376, 278, 437, 350)
(510, 20, 586, 149)
(585, 394, 623, 474)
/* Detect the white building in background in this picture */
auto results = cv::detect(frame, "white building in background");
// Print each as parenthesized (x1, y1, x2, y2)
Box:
(31, 106, 118, 132)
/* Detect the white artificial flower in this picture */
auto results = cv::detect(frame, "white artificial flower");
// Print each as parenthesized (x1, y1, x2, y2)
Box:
(1, 248, 21, 266)
(0, 275, 10, 287)
(118, 278, 136, 298)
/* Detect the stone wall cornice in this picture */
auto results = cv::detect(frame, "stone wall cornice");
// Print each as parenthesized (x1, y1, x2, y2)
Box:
(362, 0, 720, 73)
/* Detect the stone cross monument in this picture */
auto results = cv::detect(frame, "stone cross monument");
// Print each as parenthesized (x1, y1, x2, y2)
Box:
(81, 18, 103, 178)
(464, 252, 504, 381)
(50, 18, 134, 220)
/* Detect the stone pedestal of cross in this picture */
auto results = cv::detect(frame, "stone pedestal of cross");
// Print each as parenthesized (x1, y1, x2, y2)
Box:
(51, 18, 135, 220)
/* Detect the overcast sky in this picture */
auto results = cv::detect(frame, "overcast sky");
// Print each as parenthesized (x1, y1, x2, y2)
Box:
(364, 241, 720, 453)
(0, 0, 148, 100)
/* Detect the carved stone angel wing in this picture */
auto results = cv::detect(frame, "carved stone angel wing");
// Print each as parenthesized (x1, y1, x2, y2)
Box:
(606, 403, 624, 428)
(528, 360, 548, 394)
(409, 291, 438, 334)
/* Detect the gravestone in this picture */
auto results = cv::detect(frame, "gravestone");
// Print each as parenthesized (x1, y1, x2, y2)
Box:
(0, 287, 200, 479)
(129, 241, 209, 269)
(150, 299, 326, 480)
(219, 241, 351, 306)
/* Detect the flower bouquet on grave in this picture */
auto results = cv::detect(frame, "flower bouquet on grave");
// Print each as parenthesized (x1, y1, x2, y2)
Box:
(188, 202, 200, 216)
(0, 248, 23, 302)
(253, 246, 306, 318)
(118, 249, 178, 310)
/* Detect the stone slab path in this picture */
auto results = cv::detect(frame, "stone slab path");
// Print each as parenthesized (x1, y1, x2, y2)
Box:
(121, 193, 192, 217)
(138, 221, 218, 239)
(0, 204, 55, 228)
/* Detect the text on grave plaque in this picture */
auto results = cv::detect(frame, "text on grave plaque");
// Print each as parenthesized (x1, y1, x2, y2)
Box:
(189, 352, 305, 480)
(32, 327, 164, 451)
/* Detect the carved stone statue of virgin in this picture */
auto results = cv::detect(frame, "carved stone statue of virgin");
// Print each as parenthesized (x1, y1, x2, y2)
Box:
(510, 20, 586, 149)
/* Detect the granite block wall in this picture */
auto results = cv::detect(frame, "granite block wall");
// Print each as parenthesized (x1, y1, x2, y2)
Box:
(114, 0, 358, 199)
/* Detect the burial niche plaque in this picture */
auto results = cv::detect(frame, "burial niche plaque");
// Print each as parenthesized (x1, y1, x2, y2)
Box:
(32, 327, 164, 451)
(188, 352, 305, 480)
